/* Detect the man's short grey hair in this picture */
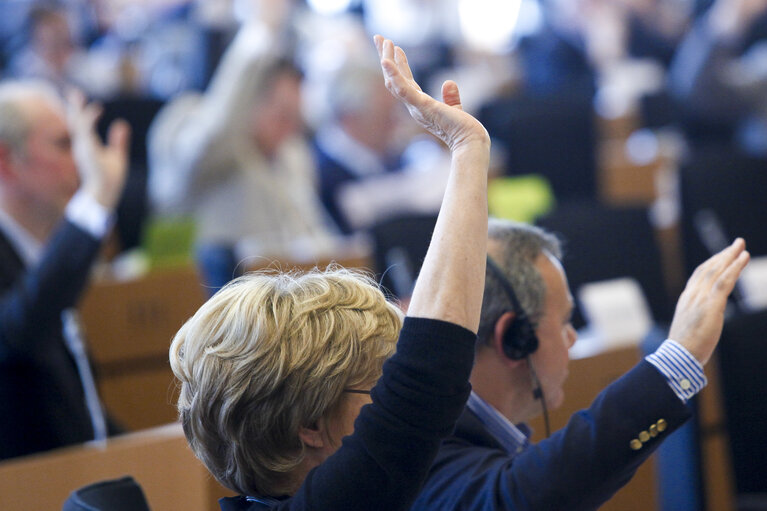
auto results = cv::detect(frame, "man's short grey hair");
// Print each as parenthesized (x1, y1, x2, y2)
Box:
(0, 80, 62, 156)
(326, 62, 382, 120)
(477, 218, 563, 348)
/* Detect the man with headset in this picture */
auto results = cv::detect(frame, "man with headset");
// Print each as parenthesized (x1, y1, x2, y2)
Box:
(411, 218, 750, 510)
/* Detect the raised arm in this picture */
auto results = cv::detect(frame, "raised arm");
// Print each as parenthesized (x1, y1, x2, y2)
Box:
(172, 22, 280, 193)
(67, 91, 130, 210)
(0, 93, 129, 356)
(374, 36, 490, 332)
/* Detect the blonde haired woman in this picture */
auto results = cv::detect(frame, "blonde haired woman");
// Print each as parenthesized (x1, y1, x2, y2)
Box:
(170, 36, 491, 510)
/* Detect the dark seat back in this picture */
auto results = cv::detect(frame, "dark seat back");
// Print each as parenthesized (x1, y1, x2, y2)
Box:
(62, 476, 151, 511)
(537, 201, 671, 328)
(478, 92, 598, 202)
(369, 213, 438, 299)
(679, 149, 767, 278)
(717, 310, 767, 496)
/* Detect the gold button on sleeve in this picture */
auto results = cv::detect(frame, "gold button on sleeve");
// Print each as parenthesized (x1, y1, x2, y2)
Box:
(630, 439, 643, 450)
(639, 431, 650, 443)
(649, 424, 658, 437)
(657, 419, 667, 432)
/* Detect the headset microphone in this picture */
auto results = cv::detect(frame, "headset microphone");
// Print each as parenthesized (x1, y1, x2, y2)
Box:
(486, 255, 550, 438)
(527, 356, 551, 438)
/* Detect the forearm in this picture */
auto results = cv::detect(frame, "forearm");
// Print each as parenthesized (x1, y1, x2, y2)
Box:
(0, 221, 101, 356)
(176, 24, 277, 182)
(408, 141, 490, 332)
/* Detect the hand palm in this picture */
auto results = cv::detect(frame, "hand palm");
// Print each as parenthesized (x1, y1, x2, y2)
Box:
(375, 36, 488, 153)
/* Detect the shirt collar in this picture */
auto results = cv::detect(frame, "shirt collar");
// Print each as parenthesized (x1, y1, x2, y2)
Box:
(316, 123, 388, 178)
(466, 390, 532, 455)
(0, 207, 42, 267)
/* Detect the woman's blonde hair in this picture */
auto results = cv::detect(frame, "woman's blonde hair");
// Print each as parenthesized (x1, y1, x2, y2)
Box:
(169, 267, 402, 496)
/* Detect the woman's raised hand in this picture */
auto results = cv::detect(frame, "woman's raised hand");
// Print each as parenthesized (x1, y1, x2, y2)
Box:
(374, 35, 489, 154)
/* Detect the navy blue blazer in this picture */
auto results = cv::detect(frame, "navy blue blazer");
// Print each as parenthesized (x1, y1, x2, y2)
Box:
(0, 219, 102, 460)
(411, 360, 692, 510)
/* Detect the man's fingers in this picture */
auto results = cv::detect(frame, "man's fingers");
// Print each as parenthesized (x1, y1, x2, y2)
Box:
(692, 237, 746, 283)
(707, 238, 747, 281)
(107, 119, 131, 154)
(715, 250, 750, 295)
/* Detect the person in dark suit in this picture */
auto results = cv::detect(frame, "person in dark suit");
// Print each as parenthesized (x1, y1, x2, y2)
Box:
(0, 81, 129, 460)
(411, 218, 750, 510)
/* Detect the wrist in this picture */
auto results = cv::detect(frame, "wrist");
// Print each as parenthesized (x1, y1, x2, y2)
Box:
(450, 134, 491, 162)
(66, 189, 113, 238)
(82, 183, 120, 210)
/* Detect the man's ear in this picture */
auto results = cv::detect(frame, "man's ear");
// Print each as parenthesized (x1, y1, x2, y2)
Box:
(492, 311, 526, 368)
(298, 422, 326, 449)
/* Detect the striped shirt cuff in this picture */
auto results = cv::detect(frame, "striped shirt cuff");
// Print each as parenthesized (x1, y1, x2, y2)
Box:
(646, 340, 707, 403)
(65, 189, 112, 239)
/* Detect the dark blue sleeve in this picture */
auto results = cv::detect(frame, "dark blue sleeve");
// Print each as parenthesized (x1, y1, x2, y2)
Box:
(280, 316, 477, 511)
(415, 360, 692, 511)
(0, 220, 101, 358)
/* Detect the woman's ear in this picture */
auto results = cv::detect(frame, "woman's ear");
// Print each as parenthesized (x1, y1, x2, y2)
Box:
(298, 422, 326, 449)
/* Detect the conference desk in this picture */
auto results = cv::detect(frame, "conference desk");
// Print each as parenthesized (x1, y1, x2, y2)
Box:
(0, 423, 233, 511)
(80, 255, 373, 431)
(79, 265, 207, 431)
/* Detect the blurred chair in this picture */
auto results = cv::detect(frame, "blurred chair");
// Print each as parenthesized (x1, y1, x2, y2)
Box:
(62, 476, 151, 511)
(478, 92, 598, 202)
(679, 148, 767, 278)
(717, 310, 767, 508)
(369, 213, 438, 299)
(536, 200, 671, 328)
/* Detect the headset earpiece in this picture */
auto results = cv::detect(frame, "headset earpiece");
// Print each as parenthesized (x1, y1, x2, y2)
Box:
(487, 256, 540, 360)
(501, 312, 539, 360)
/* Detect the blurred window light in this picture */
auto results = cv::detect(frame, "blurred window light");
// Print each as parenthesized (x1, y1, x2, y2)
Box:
(363, 0, 439, 46)
(459, 0, 522, 52)
(626, 129, 659, 166)
(307, 0, 355, 15)
(515, 0, 543, 39)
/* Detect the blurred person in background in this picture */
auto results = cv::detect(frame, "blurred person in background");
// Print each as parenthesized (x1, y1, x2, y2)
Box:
(314, 59, 450, 234)
(148, 0, 341, 292)
(0, 81, 129, 460)
(669, 0, 767, 155)
(5, 5, 82, 91)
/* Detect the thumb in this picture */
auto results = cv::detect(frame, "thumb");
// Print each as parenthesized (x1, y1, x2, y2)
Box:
(442, 80, 463, 110)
